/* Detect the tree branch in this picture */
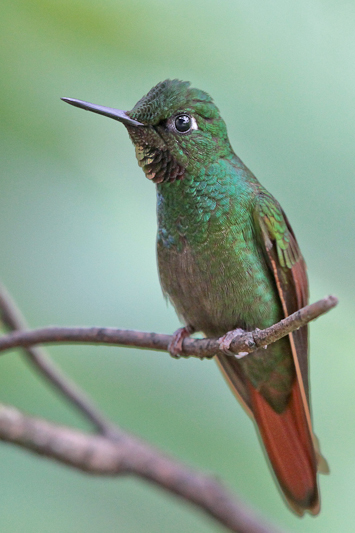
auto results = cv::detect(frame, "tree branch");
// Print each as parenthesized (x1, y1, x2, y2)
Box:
(0, 284, 120, 438)
(0, 295, 338, 358)
(0, 403, 283, 533)
(0, 289, 338, 532)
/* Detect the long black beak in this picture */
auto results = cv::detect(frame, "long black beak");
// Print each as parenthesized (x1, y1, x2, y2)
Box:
(61, 97, 143, 127)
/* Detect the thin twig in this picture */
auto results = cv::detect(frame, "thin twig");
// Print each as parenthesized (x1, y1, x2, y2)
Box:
(0, 295, 338, 358)
(0, 284, 120, 438)
(0, 403, 284, 533)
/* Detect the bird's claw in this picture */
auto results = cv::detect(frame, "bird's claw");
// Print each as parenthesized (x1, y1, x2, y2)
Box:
(168, 325, 195, 358)
(218, 328, 246, 357)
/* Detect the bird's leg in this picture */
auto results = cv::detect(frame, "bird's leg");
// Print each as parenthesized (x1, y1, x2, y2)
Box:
(218, 328, 248, 358)
(168, 325, 195, 358)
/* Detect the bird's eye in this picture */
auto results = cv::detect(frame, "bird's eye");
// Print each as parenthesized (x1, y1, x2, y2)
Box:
(174, 114, 192, 133)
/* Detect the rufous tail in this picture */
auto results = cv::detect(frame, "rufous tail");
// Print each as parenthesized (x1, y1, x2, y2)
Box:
(248, 380, 320, 516)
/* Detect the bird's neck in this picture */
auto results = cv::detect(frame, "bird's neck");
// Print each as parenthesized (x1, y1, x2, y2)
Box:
(156, 154, 255, 250)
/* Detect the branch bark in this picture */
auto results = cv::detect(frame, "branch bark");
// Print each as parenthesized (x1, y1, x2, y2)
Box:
(0, 403, 283, 533)
(0, 295, 338, 358)
(0, 284, 120, 438)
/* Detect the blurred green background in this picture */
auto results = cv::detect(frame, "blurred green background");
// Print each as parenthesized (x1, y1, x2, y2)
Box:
(0, 0, 354, 531)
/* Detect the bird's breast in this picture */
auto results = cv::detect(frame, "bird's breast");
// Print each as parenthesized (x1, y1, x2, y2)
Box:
(155, 162, 282, 336)
(157, 211, 281, 337)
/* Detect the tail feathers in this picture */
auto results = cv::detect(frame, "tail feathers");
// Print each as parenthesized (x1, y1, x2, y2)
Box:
(248, 380, 320, 516)
(313, 433, 330, 475)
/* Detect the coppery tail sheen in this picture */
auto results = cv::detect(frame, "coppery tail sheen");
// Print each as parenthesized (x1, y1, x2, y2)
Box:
(248, 380, 319, 515)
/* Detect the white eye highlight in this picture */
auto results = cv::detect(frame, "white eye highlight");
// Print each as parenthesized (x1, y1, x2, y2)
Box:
(190, 116, 198, 131)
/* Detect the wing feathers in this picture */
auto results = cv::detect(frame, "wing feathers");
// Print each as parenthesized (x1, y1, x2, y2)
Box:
(215, 192, 326, 514)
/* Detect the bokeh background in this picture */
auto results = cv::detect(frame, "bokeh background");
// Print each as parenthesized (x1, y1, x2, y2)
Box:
(1, 1, 354, 531)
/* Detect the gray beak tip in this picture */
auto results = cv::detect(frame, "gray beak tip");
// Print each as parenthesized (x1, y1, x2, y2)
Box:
(61, 97, 143, 127)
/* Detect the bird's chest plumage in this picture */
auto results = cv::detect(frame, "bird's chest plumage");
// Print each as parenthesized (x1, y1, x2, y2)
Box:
(156, 164, 280, 337)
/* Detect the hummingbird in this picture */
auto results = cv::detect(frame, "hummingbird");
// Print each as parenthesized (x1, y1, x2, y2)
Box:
(62, 80, 328, 515)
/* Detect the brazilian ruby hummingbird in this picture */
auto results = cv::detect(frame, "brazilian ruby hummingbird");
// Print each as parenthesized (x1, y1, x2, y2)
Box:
(62, 80, 328, 515)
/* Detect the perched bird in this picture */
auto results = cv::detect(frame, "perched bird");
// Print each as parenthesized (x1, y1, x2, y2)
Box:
(62, 80, 328, 515)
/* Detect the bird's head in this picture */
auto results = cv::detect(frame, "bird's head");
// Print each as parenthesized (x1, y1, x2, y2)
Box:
(62, 80, 233, 183)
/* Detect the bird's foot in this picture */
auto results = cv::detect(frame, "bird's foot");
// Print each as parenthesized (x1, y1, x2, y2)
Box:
(168, 325, 195, 359)
(218, 328, 248, 358)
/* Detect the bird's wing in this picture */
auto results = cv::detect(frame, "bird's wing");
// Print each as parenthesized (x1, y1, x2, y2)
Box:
(253, 192, 310, 406)
(216, 192, 309, 419)
(253, 191, 329, 481)
(219, 190, 327, 515)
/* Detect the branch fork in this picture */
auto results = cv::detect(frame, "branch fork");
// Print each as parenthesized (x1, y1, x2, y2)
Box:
(0, 284, 338, 533)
